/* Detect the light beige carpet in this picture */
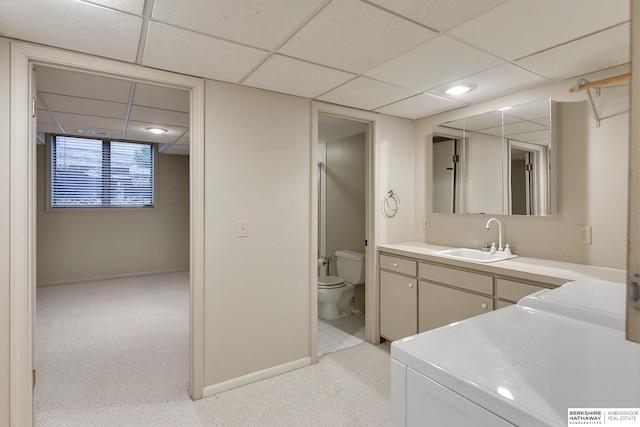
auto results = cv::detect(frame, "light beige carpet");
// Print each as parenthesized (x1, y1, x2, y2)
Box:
(35, 273, 391, 426)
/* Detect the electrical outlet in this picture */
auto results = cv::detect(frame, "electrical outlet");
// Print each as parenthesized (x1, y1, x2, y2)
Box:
(577, 225, 592, 245)
(423, 217, 430, 230)
(237, 220, 249, 237)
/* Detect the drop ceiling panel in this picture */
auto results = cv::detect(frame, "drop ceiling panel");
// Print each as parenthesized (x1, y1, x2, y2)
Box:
(38, 123, 65, 135)
(502, 121, 547, 136)
(429, 64, 551, 104)
(365, 35, 503, 91)
(133, 84, 190, 112)
(509, 129, 551, 144)
(366, 0, 508, 32)
(318, 77, 418, 111)
(36, 109, 56, 125)
(174, 136, 190, 146)
(129, 105, 189, 128)
(0, 1, 142, 62)
(142, 22, 268, 83)
(243, 55, 355, 98)
(516, 23, 630, 81)
(84, 0, 145, 14)
(449, 0, 630, 60)
(39, 94, 127, 120)
(35, 67, 132, 104)
(54, 112, 125, 136)
(160, 144, 190, 156)
(278, 0, 437, 73)
(151, 0, 327, 51)
(375, 94, 467, 120)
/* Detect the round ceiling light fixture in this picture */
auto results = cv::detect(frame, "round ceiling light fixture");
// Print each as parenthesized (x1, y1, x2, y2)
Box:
(445, 85, 472, 95)
(146, 127, 168, 135)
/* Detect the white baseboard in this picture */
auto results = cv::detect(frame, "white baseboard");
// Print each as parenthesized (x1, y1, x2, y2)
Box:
(36, 268, 189, 287)
(202, 357, 312, 398)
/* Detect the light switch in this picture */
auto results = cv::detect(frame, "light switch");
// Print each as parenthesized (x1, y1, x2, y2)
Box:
(237, 220, 249, 237)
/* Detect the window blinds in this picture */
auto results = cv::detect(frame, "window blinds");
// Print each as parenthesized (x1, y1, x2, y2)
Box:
(51, 136, 154, 208)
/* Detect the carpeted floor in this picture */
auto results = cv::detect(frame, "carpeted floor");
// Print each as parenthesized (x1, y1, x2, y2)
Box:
(35, 272, 391, 426)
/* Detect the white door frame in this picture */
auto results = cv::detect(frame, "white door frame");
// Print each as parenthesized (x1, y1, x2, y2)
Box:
(9, 41, 206, 426)
(310, 102, 379, 362)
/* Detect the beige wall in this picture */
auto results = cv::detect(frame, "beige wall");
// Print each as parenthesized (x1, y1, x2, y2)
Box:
(326, 132, 366, 276)
(36, 146, 190, 285)
(416, 65, 630, 269)
(0, 37, 10, 427)
(203, 81, 312, 387)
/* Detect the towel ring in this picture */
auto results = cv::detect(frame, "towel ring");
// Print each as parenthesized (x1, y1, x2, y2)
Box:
(382, 190, 400, 218)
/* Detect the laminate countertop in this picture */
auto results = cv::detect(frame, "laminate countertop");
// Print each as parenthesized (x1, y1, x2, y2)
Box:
(378, 242, 626, 286)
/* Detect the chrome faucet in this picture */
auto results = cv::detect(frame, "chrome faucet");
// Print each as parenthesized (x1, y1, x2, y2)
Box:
(485, 218, 503, 252)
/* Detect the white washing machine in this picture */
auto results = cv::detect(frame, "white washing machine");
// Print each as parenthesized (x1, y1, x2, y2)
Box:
(391, 279, 640, 426)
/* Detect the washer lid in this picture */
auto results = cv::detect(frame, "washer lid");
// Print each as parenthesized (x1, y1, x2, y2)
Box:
(318, 276, 345, 287)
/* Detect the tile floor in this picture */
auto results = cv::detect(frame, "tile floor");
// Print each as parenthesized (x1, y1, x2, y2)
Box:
(317, 311, 366, 355)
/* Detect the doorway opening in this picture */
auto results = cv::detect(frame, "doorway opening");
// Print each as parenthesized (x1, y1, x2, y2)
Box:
(33, 65, 192, 421)
(316, 114, 370, 356)
(9, 42, 205, 424)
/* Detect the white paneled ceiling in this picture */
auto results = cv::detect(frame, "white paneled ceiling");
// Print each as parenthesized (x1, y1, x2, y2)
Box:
(0, 0, 630, 156)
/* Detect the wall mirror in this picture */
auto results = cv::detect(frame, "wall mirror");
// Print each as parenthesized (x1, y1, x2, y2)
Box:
(432, 98, 557, 216)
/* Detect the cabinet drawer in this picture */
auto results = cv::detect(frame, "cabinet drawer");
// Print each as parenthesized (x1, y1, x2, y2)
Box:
(496, 278, 546, 302)
(380, 254, 417, 276)
(418, 281, 493, 332)
(419, 263, 492, 295)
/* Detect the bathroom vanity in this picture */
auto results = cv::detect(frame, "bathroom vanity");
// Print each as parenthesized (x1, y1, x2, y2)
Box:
(378, 242, 625, 342)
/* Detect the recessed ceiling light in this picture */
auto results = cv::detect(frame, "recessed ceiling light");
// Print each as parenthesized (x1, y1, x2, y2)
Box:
(445, 85, 471, 95)
(498, 106, 512, 112)
(78, 129, 107, 136)
(146, 127, 168, 135)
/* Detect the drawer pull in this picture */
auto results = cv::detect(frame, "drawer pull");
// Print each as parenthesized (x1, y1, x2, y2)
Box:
(481, 302, 488, 309)
(393, 262, 398, 268)
(408, 283, 414, 288)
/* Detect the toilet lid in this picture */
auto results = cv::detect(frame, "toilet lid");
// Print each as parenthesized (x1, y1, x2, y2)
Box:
(318, 276, 345, 288)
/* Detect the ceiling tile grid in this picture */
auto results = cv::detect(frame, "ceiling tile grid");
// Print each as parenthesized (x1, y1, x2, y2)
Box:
(318, 77, 419, 111)
(243, 55, 356, 99)
(277, 0, 438, 74)
(151, 0, 329, 51)
(375, 93, 468, 120)
(0, 0, 142, 62)
(364, 35, 504, 91)
(0, 0, 630, 154)
(142, 22, 268, 82)
(448, 0, 630, 61)
(515, 22, 630, 81)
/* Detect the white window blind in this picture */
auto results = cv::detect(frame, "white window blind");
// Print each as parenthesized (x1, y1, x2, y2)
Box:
(51, 136, 154, 208)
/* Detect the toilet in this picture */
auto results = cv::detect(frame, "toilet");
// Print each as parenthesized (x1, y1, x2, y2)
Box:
(317, 250, 365, 321)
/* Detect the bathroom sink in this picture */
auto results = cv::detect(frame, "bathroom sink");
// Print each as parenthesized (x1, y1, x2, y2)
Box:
(431, 248, 518, 263)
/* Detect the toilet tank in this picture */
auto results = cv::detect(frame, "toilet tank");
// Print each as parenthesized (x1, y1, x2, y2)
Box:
(335, 250, 365, 284)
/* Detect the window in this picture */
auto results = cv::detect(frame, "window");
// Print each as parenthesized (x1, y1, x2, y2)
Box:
(50, 136, 155, 208)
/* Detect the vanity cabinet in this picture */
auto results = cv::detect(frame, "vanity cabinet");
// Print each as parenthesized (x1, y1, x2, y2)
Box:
(379, 250, 558, 342)
(418, 281, 493, 332)
(379, 255, 418, 341)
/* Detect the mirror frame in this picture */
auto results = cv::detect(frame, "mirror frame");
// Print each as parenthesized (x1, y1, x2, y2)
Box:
(432, 98, 557, 216)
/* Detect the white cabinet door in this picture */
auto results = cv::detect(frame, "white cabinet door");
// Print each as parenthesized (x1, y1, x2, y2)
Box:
(380, 270, 417, 341)
(418, 281, 492, 332)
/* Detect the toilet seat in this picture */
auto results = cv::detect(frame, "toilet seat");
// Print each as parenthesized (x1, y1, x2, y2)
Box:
(318, 276, 345, 289)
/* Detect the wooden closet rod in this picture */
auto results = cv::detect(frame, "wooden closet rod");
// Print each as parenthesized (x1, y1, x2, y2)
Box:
(569, 73, 631, 93)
